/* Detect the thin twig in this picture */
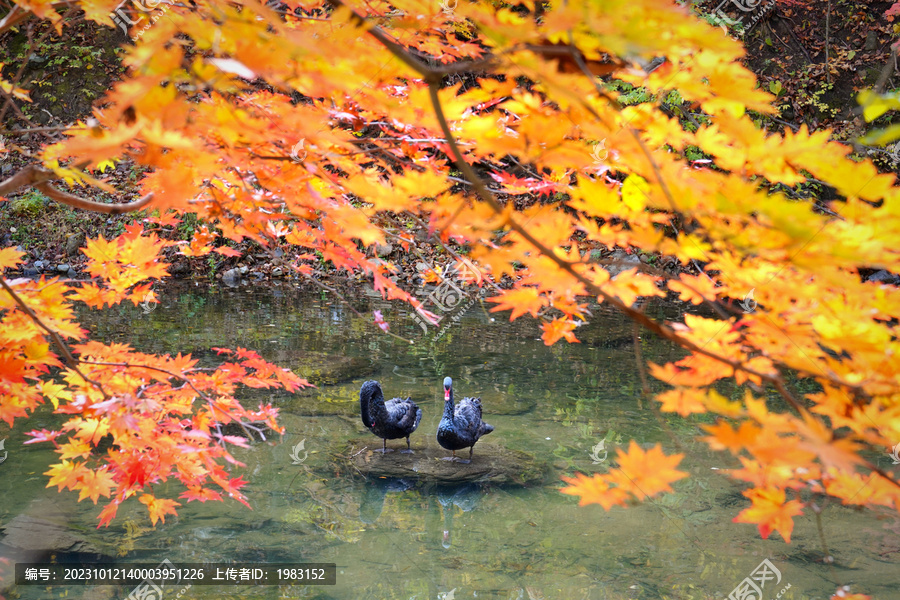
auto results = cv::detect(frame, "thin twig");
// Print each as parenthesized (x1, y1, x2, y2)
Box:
(825, 0, 831, 86)
(77, 359, 212, 400)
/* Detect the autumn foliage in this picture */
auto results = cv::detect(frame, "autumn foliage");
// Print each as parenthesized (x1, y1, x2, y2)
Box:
(0, 2, 899, 588)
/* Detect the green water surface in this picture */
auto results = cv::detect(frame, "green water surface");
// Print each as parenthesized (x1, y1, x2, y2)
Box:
(1, 283, 897, 600)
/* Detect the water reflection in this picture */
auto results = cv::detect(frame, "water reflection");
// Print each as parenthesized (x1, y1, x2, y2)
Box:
(435, 483, 482, 549)
(359, 477, 415, 524)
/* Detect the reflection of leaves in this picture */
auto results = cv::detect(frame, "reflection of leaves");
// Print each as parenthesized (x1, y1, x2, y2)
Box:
(117, 518, 150, 556)
(551, 443, 576, 468)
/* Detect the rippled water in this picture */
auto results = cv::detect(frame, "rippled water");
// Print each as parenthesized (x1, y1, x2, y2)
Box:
(1, 283, 898, 599)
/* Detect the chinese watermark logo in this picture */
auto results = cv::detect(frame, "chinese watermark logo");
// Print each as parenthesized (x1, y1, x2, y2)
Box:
(888, 442, 900, 465)
(290, 139, 307, 163)
(140, 290, 158, 315)
(126, 558, 189, 600)
(411, 260, 484, 342)
(712, 0, 777, 36)
(438, 0, 457, 16)
(589, 438, 608, 464)
(289, 439, 308, 465)
(727, 558, 790, 600)
(110, 0, 173, 41)
(590, 139, 609, 163)
(740, 288, 757, 314)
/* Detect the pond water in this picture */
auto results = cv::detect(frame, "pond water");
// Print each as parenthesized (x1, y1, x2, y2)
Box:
(1, 283, 898, 600)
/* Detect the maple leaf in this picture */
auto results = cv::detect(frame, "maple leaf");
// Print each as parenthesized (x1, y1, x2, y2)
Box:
(541, 318, 580, 345)
(733, 487, 804, 543)
(97, 502, 120, 528)
(178, 226, 216, 257)
(45, 460, 89, 491)
(59, 440, 92, 460)
(214, 245, 242, 257)
(140, 493, 181, 526)
(65, 417, 111, 446)
(667, 273, 722, 305)
(613, 441, 688, 499)
(0, 247, 25, 269)
(487, 288, 547, 321)
(82, 225, 169, 291)
(702, 420, 761, 452)
(373, 310, 390, 333)
(829, 593, 871, 600)
(560, 472, 630, 510)
(180, 486, 223, 503)
(24, 428, 64, 444)
(77, 468, 116, 504)
(655, 388, 708, 417)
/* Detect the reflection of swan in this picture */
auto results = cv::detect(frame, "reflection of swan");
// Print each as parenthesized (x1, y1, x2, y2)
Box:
(358, 478, 414, 524)
(436, 483, 481, 548)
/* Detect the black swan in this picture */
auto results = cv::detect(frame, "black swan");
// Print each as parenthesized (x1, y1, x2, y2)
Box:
(359, 380, 422, 452)
(437, 376, 494, 462)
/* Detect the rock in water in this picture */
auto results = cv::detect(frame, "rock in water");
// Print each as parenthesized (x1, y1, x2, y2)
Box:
(339, 439, 547, 486)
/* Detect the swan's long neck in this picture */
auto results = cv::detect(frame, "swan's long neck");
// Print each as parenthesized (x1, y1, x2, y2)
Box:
(361, 383, 386, 427)
(442, 386, 455, 422)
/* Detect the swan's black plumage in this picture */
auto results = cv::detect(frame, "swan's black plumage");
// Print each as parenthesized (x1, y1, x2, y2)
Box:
(436, 376, 494, 461)
(359, 380, 422, 452)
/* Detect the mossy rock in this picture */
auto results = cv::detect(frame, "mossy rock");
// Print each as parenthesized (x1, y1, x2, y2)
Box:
(335, 438, 548, 486)
(485, 393, 535, 416)
(289, 353, 378, 387)
(281, 385, 359, 416)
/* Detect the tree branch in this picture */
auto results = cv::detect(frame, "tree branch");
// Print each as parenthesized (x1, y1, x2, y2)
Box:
(0, 164, 154, 214)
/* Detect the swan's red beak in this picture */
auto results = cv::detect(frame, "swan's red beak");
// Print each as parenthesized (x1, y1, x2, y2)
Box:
(444, 387, 450, 400)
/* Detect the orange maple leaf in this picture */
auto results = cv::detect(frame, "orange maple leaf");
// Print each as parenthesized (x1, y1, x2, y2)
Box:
(655, 388, 708, 416)
(140, 493, 181, 526)
(214, 245, 242, 257)
(97, 502, 120, 528)
(487, 287, 546, 321)
(829, 591, 871, 600)
(77, 468, 115, 504)
(702, 420, 762, 452)
(65, 417, 111, 446)
(733, 486, 804, 543)
(82, 224, 169, 291)
(560, 472, 630, 510)
(613, 441, 688, 499)
(180, 486, 223, 503)
(178, 226, 216, 257)
(541, 318, 580, 345)
(0, 247, 25, 269)
(667, 273, 722, 305)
